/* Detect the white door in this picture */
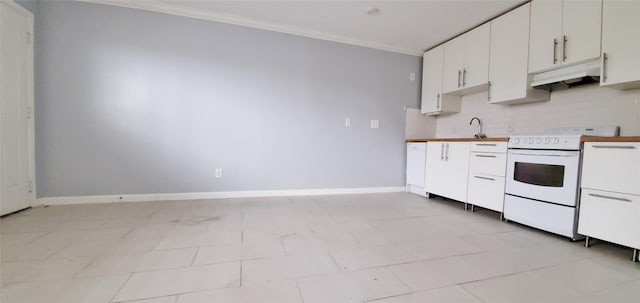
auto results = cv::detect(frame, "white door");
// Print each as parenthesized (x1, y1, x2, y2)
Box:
(462, 23, 490, 89)
(600, 0, 640, 88)
(562, 0, 602, 65)
(443, 142, 470, 202)
(528, 0, 563, 73)
(425, 142, 445, 196)
(442, 36, 464, 93)
(505, 149, 580, 206)
(420, 46, 444, 114)
(489, 3, 531, 103)
(1, 1, 33, 216)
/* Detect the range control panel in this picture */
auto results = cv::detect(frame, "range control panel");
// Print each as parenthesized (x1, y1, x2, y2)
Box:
(508, 135, 582, 150)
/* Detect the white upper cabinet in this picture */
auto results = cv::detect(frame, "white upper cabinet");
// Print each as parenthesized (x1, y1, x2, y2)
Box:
(463, 23, 491, 90)
(562, 0, 602, 66)
(600, 0, 640, 89)
(421, 46, 461, 115)
(489, 3, 549, 104)
(442, 23, 490, 95)
(528, 0, 602, 74)
(529, 0, 563, 73)
(443, 36, 465, 93)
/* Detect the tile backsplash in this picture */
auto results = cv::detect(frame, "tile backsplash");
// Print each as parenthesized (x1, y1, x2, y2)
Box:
(435, 84, 640, 137)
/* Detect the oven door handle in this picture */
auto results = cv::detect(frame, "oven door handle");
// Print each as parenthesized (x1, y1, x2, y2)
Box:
(509, 151, 578, 157)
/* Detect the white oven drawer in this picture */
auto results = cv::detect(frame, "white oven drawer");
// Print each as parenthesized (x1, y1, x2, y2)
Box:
(470, 141, 507, 153)
(504, 194, 577, 238)
(468, 175, 505, 212)
(578, 189, 640, 249)
(582, 142, 640, 196)
(469, 152, 507, 176)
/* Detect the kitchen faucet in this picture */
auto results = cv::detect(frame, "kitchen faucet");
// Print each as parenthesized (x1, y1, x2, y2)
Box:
(469, 117, 487, 139)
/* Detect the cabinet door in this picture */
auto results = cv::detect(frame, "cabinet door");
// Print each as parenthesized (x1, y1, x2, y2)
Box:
(444, 142, 470, 202)
(425, 142, 446, 196)
(562, 0, 602, 65)
(442, 36, 465, 93)
(421, 46, 444, 114)
(489, 3, 531, 103)
(581, 142, 640, 196)
(467, 175, 506, 212)
(528, 0, 563, 73)
(601, 0, 640, 88)
(463, 23, 490, 88)
(406, 143, 427, 187)
(578, 189, 639, 249)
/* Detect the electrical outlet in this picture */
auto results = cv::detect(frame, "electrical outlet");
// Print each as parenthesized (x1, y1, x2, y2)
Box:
(345, 118, 351, 127)
(507, 121, 515, 133)
(409, 73, 416, 81)
(215, 168, 223, 179)
(370, 120, 379, 129)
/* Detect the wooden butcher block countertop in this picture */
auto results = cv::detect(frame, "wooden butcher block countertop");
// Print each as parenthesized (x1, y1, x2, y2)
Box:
(581, 136, 640, 142)
(406, 137, 509, 143)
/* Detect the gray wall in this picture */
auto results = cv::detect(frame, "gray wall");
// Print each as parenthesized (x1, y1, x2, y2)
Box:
(30, 1, 421, 197)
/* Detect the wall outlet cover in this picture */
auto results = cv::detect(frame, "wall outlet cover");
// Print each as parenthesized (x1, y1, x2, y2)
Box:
(215, 168, 223, 178)
(345, 118, 351, 127)
(370, 120, 379, 129)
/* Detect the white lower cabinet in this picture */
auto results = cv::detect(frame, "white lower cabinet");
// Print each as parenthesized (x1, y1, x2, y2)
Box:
(425, 142, 470, 203)
(579, 189, 639, 250)
(579, 142, 640, 259)
(467, 142, 507, 213)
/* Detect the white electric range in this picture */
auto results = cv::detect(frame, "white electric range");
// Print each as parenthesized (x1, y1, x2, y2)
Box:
(504, 126, 619, 240)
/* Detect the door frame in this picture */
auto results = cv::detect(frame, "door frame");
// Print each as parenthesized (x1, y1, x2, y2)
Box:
(1, 0, 35, 209)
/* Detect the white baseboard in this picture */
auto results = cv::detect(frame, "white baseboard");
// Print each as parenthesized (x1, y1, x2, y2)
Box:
(35, 186, 405, 206)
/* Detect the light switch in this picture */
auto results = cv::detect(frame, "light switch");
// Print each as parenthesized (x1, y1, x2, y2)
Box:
(371, 120, 379, 129)
(345, 118, 351, 127)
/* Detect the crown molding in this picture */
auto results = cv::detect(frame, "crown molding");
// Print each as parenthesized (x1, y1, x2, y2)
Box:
(76, 0, 422, 56)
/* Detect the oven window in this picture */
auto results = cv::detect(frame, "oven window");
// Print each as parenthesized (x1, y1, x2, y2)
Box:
(514, 162, 565, 187)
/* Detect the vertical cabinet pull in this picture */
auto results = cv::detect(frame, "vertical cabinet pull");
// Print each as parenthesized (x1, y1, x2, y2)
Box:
(457, 70, 462, 88)
(440, 143, 445, 160)
(487, 81, 491, 102)
(445, 143, 450, 161)
(562, 35, 567, 62)
(602, 52, 608, 83)
(436, 93, 441, 110)
(553, 38, 558, 64)
(462, 69, 467, 87)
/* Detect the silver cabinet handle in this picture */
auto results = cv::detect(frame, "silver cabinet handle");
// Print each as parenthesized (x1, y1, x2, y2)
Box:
(487, 81, 491, 101)
(445, 143, 449, 161)
(562, 35, 567, 62)
(440, 143, 445, 160)
(457, 70, 462, 88)
(592, 145, 636, 149)
(476, 143, 497, 146)
(588, 193, 632, 202)
(475, 154, 497, 158)
(474, 176, 495, 181)
(462, 69, 467, 87)
(553, 38, 558, 64)
(602, 52, 608, 83)
(436, 93, 441, 110)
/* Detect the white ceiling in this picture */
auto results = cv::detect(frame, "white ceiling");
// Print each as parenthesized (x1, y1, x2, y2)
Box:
(87, 0, 525, 56)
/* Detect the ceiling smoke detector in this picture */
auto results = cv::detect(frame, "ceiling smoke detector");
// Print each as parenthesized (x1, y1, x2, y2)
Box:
(366, 7, 380, 16)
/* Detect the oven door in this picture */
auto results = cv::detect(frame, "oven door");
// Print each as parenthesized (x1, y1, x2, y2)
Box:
(506, 149, 580, 206)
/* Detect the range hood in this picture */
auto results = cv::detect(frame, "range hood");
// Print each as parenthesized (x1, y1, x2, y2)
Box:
(530, 59, 601, 91)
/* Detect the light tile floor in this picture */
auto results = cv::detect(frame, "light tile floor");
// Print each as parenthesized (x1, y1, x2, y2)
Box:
(1, 193, 639, 302)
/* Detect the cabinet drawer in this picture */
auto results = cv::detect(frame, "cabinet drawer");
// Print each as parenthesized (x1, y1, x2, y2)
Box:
(578, 189, 639, 249)
(469, 152, 507, 176)
(582, 142, 640, 195)
(467, 175, 506, 212)
(469, 142, 507, 153)
(407, 142, 427, 152)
